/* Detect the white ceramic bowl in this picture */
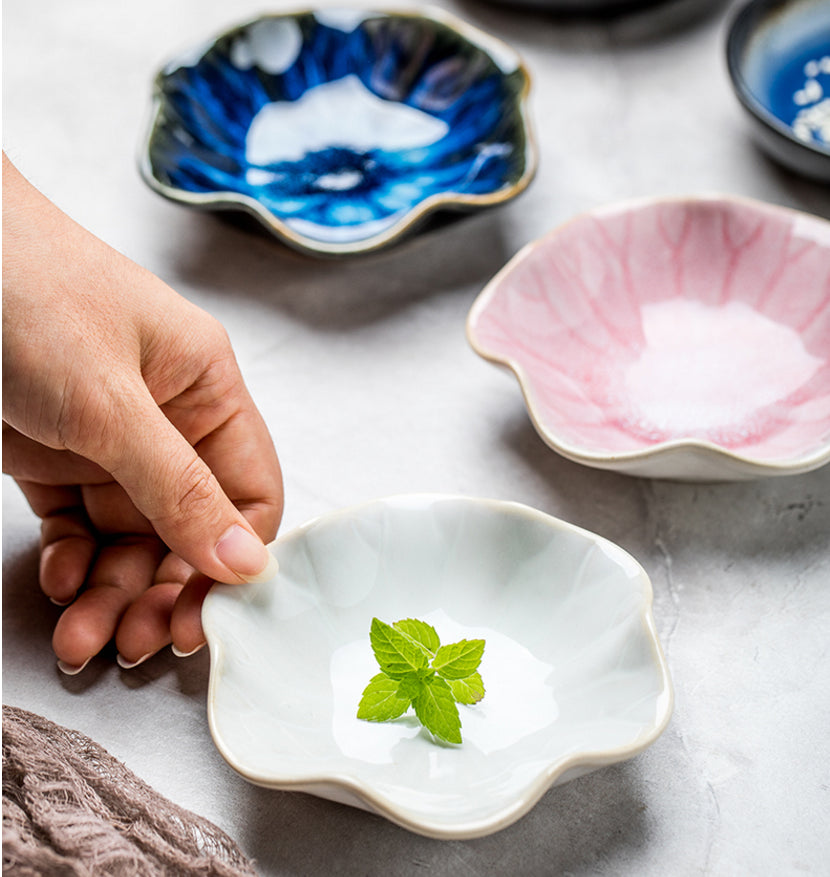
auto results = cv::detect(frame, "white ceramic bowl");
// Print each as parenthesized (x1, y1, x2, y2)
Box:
(467, 195, 830, 481)
(203, 494, 673, 839)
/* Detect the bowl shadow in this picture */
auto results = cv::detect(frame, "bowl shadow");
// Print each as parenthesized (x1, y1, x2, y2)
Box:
(234, 758, 652, 874)
(497, 411, 830, 564)
(165, 205, 515, 333)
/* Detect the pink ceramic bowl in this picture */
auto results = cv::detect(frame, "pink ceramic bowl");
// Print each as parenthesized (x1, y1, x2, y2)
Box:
(467, 196, 830, 480)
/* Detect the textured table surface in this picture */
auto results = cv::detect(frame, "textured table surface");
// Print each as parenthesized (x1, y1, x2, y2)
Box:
(3, 0, 829, 873)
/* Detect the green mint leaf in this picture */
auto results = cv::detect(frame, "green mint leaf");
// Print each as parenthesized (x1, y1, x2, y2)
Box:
(393, 618, 441, 656)
(357, 673, 414, 722)
(447, 671, 486, 705)
(432, 638, 485, 680)
(413, 675, 462, 744)
(357, 617, 486, 745)
(369, 617, 429, 679)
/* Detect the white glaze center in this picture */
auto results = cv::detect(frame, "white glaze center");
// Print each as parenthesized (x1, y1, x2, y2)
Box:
(622, 299, 822, 434)
(245, 74, 449, 165)
(330, 609, 558, 764)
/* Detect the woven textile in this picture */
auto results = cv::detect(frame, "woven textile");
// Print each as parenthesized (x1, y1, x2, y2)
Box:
(2, 705, 257, 876)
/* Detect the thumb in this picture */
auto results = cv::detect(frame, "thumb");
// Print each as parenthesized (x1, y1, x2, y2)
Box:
(93, 396, 278, 586)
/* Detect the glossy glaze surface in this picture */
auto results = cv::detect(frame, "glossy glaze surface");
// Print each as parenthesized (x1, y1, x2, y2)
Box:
(140, 8, 535, 255)
(467, 196, 830, 480)
(203, 495, 672, 839)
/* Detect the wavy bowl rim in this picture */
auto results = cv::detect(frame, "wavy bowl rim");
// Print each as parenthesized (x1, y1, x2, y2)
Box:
(203, 493, 674, 839)
(466, 193, 830, 479)
(137, 5, 538, 257)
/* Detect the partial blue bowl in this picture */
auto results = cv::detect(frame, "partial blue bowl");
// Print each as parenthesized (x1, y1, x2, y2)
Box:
(726, 0, 830, 182)
(139, 7, 536, 256)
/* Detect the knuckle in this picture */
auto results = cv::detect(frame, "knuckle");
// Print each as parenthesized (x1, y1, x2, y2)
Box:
(192, 312, 232, 359)
(165, 456, 220, 523)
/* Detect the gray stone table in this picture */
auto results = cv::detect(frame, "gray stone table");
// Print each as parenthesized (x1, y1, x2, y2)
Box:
(3, 0, 829, 873)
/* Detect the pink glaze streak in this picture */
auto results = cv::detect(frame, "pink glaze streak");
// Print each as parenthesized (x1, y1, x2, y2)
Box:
(468, 197, 830, 464)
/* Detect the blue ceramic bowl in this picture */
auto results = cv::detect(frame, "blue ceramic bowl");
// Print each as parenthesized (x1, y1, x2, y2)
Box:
(140, 8, 536, 255)
(727, 0, 830, 181)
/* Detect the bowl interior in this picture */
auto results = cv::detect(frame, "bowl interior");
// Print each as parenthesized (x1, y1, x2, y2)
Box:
(203, 496, 671, 837)
(731, 0, 830, 151)
(468, 198, 830, 463)
(145, 10, 532, 251)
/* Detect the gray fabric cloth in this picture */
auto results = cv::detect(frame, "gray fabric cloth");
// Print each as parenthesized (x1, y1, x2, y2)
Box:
(2, 705, 258, 876)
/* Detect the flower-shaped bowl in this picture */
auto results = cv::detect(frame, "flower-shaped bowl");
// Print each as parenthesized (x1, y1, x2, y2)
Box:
(467, 196, 830, 481)
(726, 0, 830, 181)
(202, 494, 672, 839)
(139, 7, 535, 256)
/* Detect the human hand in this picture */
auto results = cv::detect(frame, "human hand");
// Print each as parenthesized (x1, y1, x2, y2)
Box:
(2, 153, 284, 673)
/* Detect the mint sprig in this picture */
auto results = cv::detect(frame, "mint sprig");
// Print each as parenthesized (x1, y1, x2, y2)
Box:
(357, 617, 485, 744)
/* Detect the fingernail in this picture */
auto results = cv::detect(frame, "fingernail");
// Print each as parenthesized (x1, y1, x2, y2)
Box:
(215, 525, 279, 583)
(117, 652, 154, 670)
(50, 596, 74, 607)
(172, 643, 205, 658)
(57, 658, 90, 676)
